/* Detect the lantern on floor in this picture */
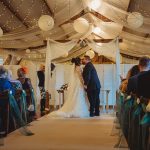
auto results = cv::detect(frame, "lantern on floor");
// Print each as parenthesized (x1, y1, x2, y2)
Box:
(73, 18, 89, 33)
(0, 27, 3, 37)
(127, 12, 143, 28)
(38, 15, 54, 31)
(86, 50, 95, 59)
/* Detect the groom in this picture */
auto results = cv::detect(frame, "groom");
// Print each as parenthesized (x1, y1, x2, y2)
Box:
(82, 55, 101, 117)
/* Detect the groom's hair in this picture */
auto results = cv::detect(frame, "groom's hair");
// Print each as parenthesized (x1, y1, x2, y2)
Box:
(84, 55, 91, 61)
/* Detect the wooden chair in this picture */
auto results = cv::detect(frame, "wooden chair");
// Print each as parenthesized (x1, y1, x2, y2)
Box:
(0, 91, 10, 137)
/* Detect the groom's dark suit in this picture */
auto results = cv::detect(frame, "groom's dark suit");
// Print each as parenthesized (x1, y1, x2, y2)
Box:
(82, 62, 101, 116)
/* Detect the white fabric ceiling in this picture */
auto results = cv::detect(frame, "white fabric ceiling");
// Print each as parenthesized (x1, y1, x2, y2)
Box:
(0, 0, 149, 60)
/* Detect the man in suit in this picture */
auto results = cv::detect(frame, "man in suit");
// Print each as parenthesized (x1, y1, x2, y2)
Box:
(82, 55, 101, 117)
(127, 56, 150, 95)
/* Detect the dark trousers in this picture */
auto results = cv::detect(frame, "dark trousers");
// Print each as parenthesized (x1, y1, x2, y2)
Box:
(87, 89, 100, 116)
(39, 86, 46, 111)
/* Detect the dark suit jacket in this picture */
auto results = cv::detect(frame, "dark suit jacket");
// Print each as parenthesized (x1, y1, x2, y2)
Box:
(82, 62, 101, 91)
(137, 70, 150, 98)
(37, 71, 45, 87)
(127, 71, 146, 95)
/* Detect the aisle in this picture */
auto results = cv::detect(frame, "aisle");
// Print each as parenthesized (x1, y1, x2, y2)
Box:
(2, 115, 121, 150)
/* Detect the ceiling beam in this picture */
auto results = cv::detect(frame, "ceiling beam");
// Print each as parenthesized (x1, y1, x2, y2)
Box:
(44, 0, 54, 17)
(0, 0, 29, 28)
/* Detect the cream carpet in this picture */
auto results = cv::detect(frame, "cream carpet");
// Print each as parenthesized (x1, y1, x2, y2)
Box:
(1, 115, 121, 150)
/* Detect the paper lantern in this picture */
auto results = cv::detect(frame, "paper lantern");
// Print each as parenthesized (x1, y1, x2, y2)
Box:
(127, 12, 144, 28)
(86, 50, 95, 59)
(26, 49, 30, 53)
(16, 57, 21, 61)
(0, 27, 3, 37)
(38, 15, 54, 31)
(89, 0, 102, 10)
(73, 18, 89, 33)
(62, 52, 68, 58)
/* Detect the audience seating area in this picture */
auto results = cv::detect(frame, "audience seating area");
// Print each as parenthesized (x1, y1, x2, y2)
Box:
(116, 92, 150, 150)
(0, 89, 35, 137)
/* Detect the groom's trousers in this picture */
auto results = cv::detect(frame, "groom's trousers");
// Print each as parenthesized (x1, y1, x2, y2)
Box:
(87, 89, 100, 116)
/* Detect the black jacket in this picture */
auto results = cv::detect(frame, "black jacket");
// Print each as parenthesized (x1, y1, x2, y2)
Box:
(37, 71, 45, 87)
(127, 71, 146, 95)
(137, 70, 150, 98)
(82, 62, 101, 91)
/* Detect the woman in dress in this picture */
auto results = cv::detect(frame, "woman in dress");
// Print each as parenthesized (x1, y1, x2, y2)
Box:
(49, 57, 89, 118)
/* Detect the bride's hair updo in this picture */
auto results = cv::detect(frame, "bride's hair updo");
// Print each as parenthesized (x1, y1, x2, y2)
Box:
(71, 57, 81, 66)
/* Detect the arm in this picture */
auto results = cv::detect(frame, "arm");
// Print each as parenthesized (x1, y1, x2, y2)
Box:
(83, 65, 92, 86)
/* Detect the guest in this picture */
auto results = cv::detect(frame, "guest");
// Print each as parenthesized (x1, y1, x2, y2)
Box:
(17, 67, 36, 121)
(0, 66, 14, 94)
(127, 56, 150, 95)
(37, 64, 46, 113)
(0, 66, 34, 136)
(120, 65, 140, 93)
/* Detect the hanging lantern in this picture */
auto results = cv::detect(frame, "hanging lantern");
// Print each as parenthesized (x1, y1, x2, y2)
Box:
(86, 50, 95, 59)
(38, 15, 54, 31)
(127, 12, 144, 28)
(62, 52, 68, 58)
(0, 27, 3, 37)
(26, 49, 31, 53)
(73, 18, 89, 33)
(16, 57, 21, 61)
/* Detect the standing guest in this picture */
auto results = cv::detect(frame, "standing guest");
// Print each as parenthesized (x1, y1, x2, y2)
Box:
(37, 65, 46, 113)
(17, 67, 36, 121)
(82, 55, 101, 117)
(127, 56, 150, 95)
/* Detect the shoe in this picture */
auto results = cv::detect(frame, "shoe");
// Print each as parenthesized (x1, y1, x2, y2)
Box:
(19, 127, 34, 136)
(94, 113, 100, 116)
(90, 114, 94, 117)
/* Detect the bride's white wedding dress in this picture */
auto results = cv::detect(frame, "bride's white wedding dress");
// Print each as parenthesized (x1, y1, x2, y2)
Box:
(49, 65, 89, 118)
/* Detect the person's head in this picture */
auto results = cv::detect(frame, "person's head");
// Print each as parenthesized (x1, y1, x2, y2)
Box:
(40, 64, 45, 72)
(82, 55, 91, 65)
(139, 56, 150, 72)
(128, 65, 140, 78)
(0, 66, 7, 78)
(17, 68, 26, 78)
(71, 57, 81, 66)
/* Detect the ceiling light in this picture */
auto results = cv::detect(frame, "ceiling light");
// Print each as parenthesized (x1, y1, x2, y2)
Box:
(89, 0, 102, 10)
(93, 27, 102, 34)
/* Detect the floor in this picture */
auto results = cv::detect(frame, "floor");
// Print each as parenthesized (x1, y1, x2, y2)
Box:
(1, 114, 126, 150)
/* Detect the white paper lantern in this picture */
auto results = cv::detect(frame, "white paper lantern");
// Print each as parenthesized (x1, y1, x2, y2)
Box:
(73, 18, 89, 33)
(17, 57, 20, 61)
(62, 52, 68, 58)
(0, 27, 3, 37)
(38, 15, 54, 31)
(127, 12, 144, 28)
(26, 49, 30, 53)
(86, 50, 95, 59)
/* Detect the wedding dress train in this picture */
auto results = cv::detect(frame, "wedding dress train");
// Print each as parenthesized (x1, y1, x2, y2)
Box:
(49, 65, 89, 118)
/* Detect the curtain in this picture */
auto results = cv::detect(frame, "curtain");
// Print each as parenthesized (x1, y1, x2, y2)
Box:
(45, 39, 77, 92)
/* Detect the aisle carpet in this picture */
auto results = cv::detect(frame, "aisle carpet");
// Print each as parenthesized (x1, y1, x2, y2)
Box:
(1, 115, 123, 150)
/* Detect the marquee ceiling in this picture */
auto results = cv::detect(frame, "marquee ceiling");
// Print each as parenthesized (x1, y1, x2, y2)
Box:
(0, 0, 150, 60)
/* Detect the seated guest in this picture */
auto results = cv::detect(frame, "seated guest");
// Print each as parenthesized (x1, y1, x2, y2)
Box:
(127, 56, 150, 95)
(0, 66, 14, 94)
(120, 65, 140, 93)
(138, 70, 150, 99)
(17, 67, 36, 121)
(6, 69, 22, 90)
(0, 66, 34, 136)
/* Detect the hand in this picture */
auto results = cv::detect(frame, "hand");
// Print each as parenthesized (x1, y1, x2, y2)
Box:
(84, 85, 87, 90)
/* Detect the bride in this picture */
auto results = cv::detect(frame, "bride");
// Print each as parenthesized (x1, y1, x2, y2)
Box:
(49, 57, 89, 118)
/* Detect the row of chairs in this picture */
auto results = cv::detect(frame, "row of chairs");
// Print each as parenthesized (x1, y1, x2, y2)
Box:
(116, 92, 150, 150)
(0, 89, 35, 137)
